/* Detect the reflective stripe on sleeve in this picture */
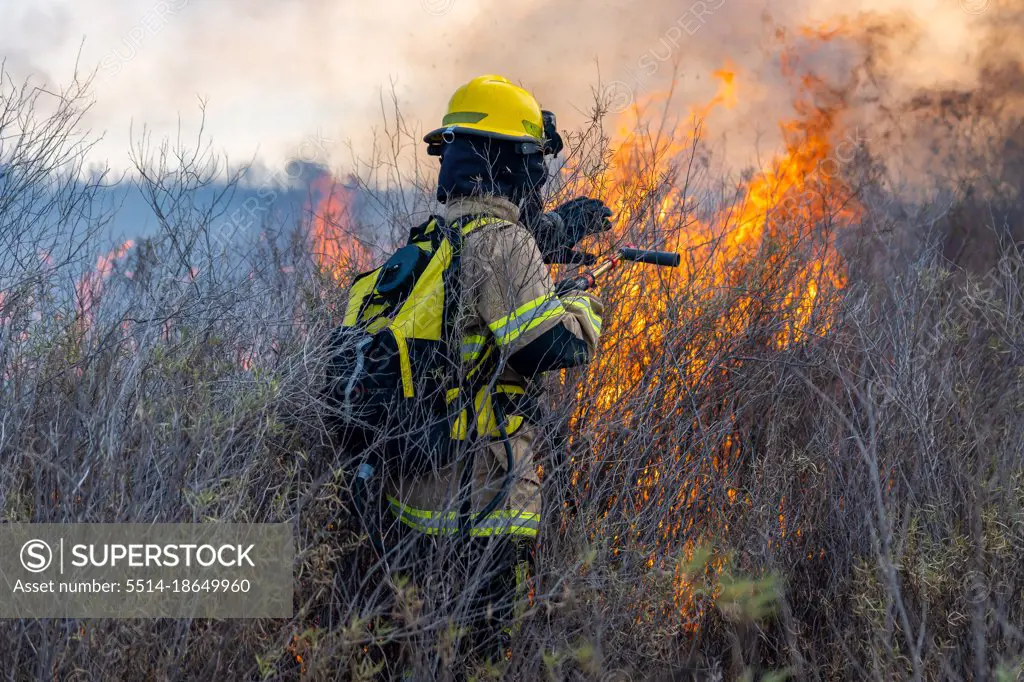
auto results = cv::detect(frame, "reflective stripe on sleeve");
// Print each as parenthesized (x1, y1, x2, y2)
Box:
(488, 294, 567, 348)
(387, 495, 540, 538)
(561, 294, 602, 336)
(461, 334, 488, 363)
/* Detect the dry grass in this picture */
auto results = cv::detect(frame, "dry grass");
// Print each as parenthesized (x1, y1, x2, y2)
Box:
(1, 68, 1022, 681)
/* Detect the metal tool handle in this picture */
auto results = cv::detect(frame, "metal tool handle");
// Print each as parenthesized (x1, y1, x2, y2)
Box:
(555, 257, 618, 294)
(554, 247, 680, 294)
(618, 248, 681, 267)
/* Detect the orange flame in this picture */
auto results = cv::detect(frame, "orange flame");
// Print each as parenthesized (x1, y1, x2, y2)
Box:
(75, 241, 134, 330)
(572, 42, 863, 629)
(309, 173, 369, 279)
(586, 54, 857, 396)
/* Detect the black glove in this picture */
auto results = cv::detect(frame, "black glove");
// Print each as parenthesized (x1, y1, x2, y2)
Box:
(530, 213, 593, 265)
(552, 197, 613, 247)
(530, 197, 612, 265)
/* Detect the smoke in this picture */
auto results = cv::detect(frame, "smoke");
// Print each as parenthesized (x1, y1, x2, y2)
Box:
(0, 0, 1019, 181)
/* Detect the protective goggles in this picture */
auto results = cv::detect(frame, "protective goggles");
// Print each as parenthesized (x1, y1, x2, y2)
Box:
(426, 110, 564, 157)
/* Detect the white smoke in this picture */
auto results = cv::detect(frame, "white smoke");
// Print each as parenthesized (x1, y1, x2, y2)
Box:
(0, 0, 1011, 181)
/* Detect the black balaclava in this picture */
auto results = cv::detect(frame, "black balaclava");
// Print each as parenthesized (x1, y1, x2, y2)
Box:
(436, 135, 548, 228)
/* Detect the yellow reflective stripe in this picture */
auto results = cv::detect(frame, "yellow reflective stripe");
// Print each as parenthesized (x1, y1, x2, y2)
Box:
(488, 294, 566, 347)
(343, 270, 381, 326)
(446, 387, 468, 440)
(421, 215, 501, 242)
(461, 216, 503, 235)
(446, 381, 523, 440)
(366, 317, 390, 333)
(498, 415, 524, 437)
(390, 510, 541, 532)
(461, 334, 488, 362)
(466, 345, 493, 382)
(387, 495, 540, 537)
(391, 328, 415, 398)
(474, 383, 524, 438)
(462, 329, 497, 387)
(561, 294, 602, 335)
(465, 525, 538, 538)
(389, 504, 541, 523)
(396, 519, 539, 537)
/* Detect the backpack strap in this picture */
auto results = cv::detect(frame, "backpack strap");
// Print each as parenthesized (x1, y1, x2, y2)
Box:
(407, 215, 442, 245)
(435, 211, 500, 338)
(438, 214, 468, 357)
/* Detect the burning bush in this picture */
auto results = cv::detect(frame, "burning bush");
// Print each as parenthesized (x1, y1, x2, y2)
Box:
(1, 37, 1023, 681)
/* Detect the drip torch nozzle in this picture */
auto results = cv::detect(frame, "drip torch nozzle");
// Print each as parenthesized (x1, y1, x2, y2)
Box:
(554, 246, 680, 294)
(618, 248, 681, 267)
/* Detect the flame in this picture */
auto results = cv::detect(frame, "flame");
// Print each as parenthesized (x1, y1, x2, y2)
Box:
(75, 241, 134, 330)
(571, 38, 862, 629)
(589, 65, 739, 236)
(587, 59, 856, 400)
(309, 173, 370, 279)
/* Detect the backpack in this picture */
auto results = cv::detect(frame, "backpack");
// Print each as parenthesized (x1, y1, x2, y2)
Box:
(323, 213, 503, 477)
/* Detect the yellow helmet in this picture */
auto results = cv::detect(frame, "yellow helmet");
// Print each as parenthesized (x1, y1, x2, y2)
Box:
(424, 75, 544, 147)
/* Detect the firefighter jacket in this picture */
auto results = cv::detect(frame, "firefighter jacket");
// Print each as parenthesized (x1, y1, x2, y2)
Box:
(384, 195, 602, 539)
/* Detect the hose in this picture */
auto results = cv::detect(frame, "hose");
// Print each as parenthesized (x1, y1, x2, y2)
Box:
(352, 458, 385, 554)
(471, 408, 515, 524)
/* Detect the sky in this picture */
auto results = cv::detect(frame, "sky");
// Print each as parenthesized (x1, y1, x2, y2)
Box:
(0, 0, 1002, 188)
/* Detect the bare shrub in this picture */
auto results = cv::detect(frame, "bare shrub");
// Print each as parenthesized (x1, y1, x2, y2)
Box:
(0, 65, 1021, 682)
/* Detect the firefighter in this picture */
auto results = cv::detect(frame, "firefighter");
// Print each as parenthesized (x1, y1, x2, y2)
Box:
(383, 75, 612, 666)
